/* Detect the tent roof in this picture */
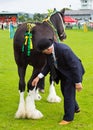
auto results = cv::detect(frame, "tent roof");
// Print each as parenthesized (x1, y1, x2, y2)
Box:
(64, 16, 78, 23)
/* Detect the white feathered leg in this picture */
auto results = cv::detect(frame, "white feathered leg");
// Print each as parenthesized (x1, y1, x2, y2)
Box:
(47, 81, 61, 103)
(25, 89, 43, 119)
(15, 91, 26, 118)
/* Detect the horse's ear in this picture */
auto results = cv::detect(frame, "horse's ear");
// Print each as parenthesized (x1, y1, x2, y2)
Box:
(60, 8, 65, 16)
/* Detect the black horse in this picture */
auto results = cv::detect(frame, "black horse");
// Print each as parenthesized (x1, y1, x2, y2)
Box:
(13, 9, 66, 119)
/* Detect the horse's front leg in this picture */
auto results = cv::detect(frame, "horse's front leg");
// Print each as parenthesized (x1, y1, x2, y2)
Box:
(25, 68, 43, 119)
(47, 77, 61, 103)
(15, 65, 27, 118)
(26, 89, 43, 119)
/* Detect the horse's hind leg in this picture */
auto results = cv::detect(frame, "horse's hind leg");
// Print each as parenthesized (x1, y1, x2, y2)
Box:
(15, 65, 27, 119)
(47, 77, 61, 103)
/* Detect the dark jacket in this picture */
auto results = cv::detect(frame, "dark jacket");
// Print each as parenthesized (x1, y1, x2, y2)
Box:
(41, 42, 85, 83)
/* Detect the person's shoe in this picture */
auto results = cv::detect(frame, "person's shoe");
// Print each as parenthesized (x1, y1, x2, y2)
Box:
(59, 120, 71, 125)
(75, 108, 80, 113)
(39, 89, 45, 93)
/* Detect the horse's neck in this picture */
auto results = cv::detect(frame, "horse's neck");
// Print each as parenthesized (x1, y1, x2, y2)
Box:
(42, 21, 53, 29)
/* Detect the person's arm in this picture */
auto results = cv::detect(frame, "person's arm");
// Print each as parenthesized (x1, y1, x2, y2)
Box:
(32, 73, 44, 87)
(63, 48, 84, 84)
(32, 60, 50, 87)
(63, 47, 84, 92)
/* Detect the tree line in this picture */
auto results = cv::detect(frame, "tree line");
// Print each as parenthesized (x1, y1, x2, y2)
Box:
(18, 13, 47, 23)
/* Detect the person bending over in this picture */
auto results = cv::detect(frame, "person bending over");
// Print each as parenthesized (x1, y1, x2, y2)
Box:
(32, 38, 85, 125)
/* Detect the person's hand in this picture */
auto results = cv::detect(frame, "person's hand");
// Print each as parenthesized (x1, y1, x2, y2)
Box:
(75, 83, 83, 92)
(32, 76, 40, 87)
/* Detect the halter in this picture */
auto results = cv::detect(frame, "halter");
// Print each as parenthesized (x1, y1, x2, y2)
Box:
(57, 13, 65, 38)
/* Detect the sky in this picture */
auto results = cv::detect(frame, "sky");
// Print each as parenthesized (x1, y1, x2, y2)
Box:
(0, 0, 81, 13)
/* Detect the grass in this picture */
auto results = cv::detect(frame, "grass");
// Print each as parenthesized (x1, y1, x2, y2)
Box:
(0, 29, 93, 130)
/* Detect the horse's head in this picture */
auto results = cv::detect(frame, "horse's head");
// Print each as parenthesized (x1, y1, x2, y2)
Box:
(50, 8, 67, 41)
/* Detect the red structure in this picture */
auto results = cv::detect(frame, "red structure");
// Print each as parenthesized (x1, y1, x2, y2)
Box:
(64, 16, 78, 23)
(0, 12, 18, 23)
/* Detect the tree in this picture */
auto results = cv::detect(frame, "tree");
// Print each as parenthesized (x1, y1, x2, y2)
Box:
(18, 15, 25, 22)
(33, 13, 46, 22)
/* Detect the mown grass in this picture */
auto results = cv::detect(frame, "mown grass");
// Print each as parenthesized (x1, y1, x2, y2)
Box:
(0, 29, 93, 130)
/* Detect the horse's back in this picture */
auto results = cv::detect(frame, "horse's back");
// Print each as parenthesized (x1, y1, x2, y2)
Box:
(13, 22, 47, 67)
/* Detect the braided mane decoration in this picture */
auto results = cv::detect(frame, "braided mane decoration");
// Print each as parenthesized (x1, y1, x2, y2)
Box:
(22, 23, 35, 56)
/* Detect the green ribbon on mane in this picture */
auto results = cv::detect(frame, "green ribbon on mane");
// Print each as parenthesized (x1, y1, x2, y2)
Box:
(22, 23, 35, 56)
(22, 31, 32, 56)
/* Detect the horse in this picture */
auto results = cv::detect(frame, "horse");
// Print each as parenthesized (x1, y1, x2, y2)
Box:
(13, 9, 66, 119)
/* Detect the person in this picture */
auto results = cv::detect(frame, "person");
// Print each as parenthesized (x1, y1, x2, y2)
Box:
(1, 23, 4, 30)
(9, 21, 15, 39)
(78, 22, 81, 29)
(32, 38, 85, 125)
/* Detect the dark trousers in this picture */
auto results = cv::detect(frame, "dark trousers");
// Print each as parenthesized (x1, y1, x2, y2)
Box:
(60, 78, 79, 121)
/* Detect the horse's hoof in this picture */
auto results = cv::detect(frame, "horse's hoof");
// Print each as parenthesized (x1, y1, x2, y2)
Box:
(26, 110, 43, 119)
(47, 96, 61, 103)
(15, 111, 26, 119)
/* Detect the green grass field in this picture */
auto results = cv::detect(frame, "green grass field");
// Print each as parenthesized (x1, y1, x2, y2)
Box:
(0, 29, 93, 130)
